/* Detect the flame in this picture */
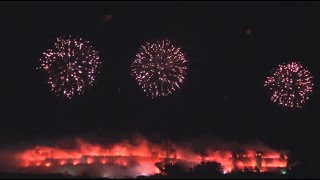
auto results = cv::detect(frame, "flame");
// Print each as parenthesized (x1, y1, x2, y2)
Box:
(87, 157, 93, 164)
(101, 159, 107, 164)
(73, 160, 79, 165)
(59, 160, 66, 165)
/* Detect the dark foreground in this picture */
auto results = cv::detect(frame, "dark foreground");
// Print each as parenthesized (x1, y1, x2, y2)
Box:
(0, 172, 316, 179)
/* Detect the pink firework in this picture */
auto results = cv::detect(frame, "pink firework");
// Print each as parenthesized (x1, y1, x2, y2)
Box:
(38, 36, 101, 99)
(131, 39, 188, 98)
(264, 62, 313, 108)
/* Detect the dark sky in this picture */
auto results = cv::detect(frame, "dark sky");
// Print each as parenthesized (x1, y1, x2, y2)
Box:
(1, 2, 320, 161)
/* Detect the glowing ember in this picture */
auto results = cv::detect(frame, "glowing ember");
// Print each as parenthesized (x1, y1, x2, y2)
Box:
(87, 158, 93, 164)
(101, 159, 107, 164)
(73, 160, 79, 166)
(60, 160, 66, 165)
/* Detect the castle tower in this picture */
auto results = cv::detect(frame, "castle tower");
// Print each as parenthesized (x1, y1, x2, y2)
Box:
(255, 152, 262, 170)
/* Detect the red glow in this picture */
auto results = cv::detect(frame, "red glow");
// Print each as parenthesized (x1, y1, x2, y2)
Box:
(24, 163, 30, 167)
(15, 138, 288, 176)
(60, 160, 66, 165)
(73, 160, 79, 165)
(87, 157, 93, 164)
(101, 159, 107, 164)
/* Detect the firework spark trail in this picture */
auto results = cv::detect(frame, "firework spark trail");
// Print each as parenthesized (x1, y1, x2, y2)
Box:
(264, 62, 313, 108)
(38, 36, 101, 99)
(131, 39, 188, 98)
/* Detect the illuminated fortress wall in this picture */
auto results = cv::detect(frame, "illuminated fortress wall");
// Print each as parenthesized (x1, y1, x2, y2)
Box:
(15, 138, 288, 177)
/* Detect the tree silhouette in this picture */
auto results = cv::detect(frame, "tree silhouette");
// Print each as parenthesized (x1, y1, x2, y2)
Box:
(191, 161, 224, 177)
(163, 163, 186, 177)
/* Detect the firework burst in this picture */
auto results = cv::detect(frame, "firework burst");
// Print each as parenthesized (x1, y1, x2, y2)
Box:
(264, 62, 313, 108)
(38, 36, 101, 99)
(131, 39, 188, 98)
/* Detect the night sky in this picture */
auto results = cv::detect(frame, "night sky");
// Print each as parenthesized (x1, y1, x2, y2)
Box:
(1, 2, 320, 165)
